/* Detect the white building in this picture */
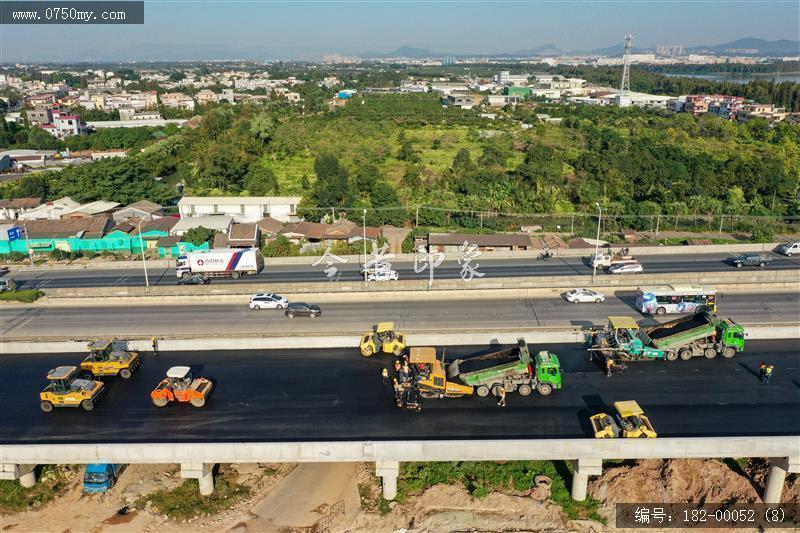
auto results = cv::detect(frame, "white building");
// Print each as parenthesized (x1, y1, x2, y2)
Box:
(171, 215, 233, 237)
(177, 196, 302, 224)
(18, 197, 81, 220)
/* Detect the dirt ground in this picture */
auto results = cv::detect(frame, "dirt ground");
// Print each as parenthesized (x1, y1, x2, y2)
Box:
(2, 459, 798, 532)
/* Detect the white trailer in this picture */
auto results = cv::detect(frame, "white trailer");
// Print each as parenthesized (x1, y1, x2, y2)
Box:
(176, 248, 263, 279)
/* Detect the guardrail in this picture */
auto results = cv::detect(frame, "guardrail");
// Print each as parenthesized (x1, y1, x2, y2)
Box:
(39, 270, 800, 301)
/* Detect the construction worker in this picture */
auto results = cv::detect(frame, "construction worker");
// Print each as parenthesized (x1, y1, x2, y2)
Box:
(763, 364, 774, 385)
(151, 336, 158, 355)
(496, 385, 507, 407)
(392, 378, 401, 406)
(759, 361, 766, 381)
(606, 357, 614, 377)
(381, 367, 390, 386)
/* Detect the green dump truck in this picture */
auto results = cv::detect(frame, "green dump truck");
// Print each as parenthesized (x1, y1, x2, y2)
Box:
(446, 338, 563, 397)
(590, 310, 745, 365)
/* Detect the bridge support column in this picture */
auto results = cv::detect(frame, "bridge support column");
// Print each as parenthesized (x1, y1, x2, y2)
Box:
(376, 461, 400, 500)
(0, 464, 37, 487)
(764, 457, 800, 504)
(181, 463, 215, 496)
(571, 458, 603, 501)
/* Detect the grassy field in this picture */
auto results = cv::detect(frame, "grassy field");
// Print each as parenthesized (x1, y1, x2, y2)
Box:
(0, 466, 70, 514)
(134, 473, 250, 520)
(387, 460, 604, 522)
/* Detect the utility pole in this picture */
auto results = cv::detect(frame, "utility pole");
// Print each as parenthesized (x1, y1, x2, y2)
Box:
(362, 209, 368, 283)
(23, 223, 33, 267)
(415, 206, 419, 228)
(137, 220, 150, 287)
(592, 203, 602, 283)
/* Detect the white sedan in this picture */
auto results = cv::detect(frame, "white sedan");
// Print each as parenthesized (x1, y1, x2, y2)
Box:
(608, 262, 643, 275)
(249, 293, 289, 309)
(564, 289, 606, 304)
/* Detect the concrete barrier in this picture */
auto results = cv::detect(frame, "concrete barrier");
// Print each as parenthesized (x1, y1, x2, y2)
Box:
(1, 323, 796, 354)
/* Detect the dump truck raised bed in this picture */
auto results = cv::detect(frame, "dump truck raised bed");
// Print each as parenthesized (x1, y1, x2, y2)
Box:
(447, 338, 562, 397)
(590, 311, 745, 365)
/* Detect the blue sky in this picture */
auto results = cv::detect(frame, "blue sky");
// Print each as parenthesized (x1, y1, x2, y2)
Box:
(1, 1, 798, 61)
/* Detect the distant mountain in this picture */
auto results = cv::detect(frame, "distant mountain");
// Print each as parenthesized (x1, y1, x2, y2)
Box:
(385, 46, 441, 58)
(588, 43, 650, 56)
(688, 38, 800, 56)
(506, 44, 564, 57)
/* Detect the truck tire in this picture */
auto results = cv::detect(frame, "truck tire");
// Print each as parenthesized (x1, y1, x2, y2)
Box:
(665, 351, 678, 361)
(190, 397, 206, 408)
(119, 368, 132, 379)
(518, 384, 532, 396)
(476, 385, 490, 397)
(40, 401, 53, 413)
(759, 262, 766, 267)
(152, 396, 169, 407)
(81, 399, 95, 411)
(656, 307, 666, 316)
(287, 313, 294, 319)
(679, 348, 693, 361)
(704, 348, 718, 359)
(393, 346, 403, 356)
(722, 346, 737, 358)
(181, 272, 190, 279)
(231, 271, 241, 279)
(735, 263, 742, 268)
(537, 383, 553, 396)
(361, 345, 374, 357)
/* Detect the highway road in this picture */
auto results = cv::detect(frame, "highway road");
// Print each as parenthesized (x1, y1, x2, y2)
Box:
(8, 251, 800, 289)
(1, 340, 797, 444)
(1, 292, 797, 339)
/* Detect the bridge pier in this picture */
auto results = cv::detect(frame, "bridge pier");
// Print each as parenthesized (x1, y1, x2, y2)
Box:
(571, 458, 603, 501)
(181, 462, 215, 496)
(376, 461, 400, 500)
(0, 464, 37, 487)
(764, 457, 800, 504)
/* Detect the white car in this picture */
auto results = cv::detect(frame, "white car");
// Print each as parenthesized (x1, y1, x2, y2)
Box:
(608, 262, 643, 275)
(564, 289, 605, 304)
(367, 269, 399, 281)
(249, 293, 289, 310)
(779, 242, 800, 256)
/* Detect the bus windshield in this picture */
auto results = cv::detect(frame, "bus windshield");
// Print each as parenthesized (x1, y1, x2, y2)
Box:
(636, 285, 716, 315)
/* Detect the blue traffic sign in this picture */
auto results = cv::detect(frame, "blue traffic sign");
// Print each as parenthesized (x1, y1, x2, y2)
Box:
(7, 226, 21, 242)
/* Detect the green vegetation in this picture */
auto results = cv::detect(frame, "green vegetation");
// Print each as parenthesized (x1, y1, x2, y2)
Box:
(0, 466, 69, 513)
(1, 86, 798, 238)
(134, 474, 250, 520)
(391, 461, 603, 522)
(182, 226, 216, 246)
(0, 289, 45, 303)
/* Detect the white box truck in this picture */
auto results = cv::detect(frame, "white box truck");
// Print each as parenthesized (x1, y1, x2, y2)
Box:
(176, 248, 263, 279)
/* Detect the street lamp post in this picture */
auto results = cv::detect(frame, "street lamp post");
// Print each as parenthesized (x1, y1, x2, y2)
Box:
(592, 202, 602, 283)
(362, 209, 368, 283)
(137, 220, 150, 288)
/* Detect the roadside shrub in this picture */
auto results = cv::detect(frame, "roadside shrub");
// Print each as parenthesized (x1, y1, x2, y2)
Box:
(261, 235, 300, 257)
(134, 473, 249, 520)
(0, 465, 69, 513)
(0, 289, 44, 303)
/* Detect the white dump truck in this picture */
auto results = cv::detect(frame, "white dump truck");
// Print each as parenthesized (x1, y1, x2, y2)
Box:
(176, 248, 263, 279)
(589, 251, 637, 269)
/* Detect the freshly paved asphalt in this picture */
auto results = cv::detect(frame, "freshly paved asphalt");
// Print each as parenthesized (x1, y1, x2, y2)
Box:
(1, 292, 797, 339)
(9, 251, 800, 289)
(1, 340, 797, 444)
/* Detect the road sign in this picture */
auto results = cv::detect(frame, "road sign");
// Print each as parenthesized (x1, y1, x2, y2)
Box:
(7, 226, 22, 242)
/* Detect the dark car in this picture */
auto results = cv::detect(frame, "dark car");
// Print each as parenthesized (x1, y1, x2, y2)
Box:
(285, 302, 321, 318)
(730, 253, 771, 268)
(177, 274, 210, 285)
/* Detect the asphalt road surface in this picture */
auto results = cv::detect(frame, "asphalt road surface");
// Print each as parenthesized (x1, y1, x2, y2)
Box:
(1, 340, 797, 444)
(9, 251, 800, 289)
(1, 292, 797, 339)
